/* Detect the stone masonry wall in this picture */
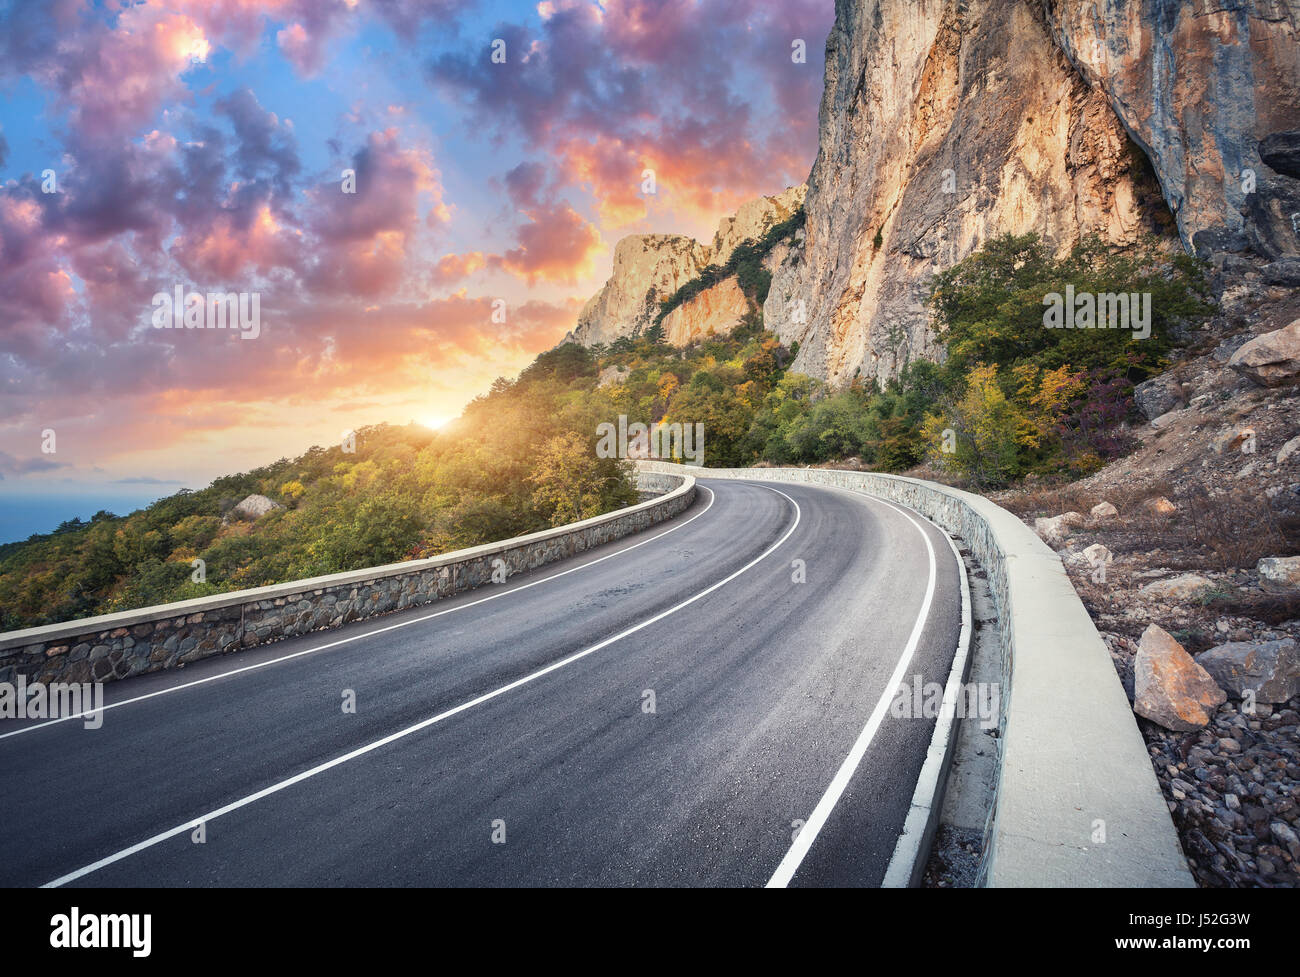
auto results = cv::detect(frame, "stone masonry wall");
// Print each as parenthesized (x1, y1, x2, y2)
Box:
(0, 472, 695, 687)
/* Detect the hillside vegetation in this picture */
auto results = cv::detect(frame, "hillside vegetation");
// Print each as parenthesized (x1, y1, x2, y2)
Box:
(0, 233, 1210, 629)
(0, 373, 637, 630)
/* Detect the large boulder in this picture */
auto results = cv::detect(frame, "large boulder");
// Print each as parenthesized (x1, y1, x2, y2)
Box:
(1211, 427, 1253, 455)
(1257, 556, 1300, 593)
(1142, 496, 1176, 516)
(1134, 625, 1226, 731)
(597, 365, 629, 388)
(1033, 512, 1084, 545)
(230, 494, 283, 521)
(1262, 259, 1300, 287)
(1277, 435, 1300, 465)
(1139, 574, 1215, 601)
(1082, 543, 1113, 568)
(1244, 170, 1300, 261)
(1090, 501, 1118, 520)
(1195, 639, 1300, 704)
(1228, 318, 1300, 387)
(1132, 375, 1184, 421)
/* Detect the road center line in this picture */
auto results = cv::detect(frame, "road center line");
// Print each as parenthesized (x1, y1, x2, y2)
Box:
(2, 485, 717, 741)
(41, 486, 801, 888)
(765, 493, 939, 888)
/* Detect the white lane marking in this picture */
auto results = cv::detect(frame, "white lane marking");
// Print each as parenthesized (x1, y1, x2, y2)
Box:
(0, 487, 717, 742)
(766, 493, 939, 889)
(41, 486, 802, 888)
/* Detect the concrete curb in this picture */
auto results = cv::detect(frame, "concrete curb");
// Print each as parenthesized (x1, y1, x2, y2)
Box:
(881, 505, 973, 888)
(639, 461, 1194, 888)
(0, 471, 695, 685)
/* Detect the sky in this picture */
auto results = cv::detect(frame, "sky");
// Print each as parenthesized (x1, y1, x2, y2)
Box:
(0, 0, 832, 539)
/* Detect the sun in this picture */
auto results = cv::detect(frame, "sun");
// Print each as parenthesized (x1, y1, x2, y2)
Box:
(418, 415, 452, 431)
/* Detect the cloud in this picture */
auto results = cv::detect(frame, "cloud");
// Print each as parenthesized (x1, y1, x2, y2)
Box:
(498, 201, 602, 285)
(57, 6, 211, 150)
(0, 450, 68, 478)
(0, 0, 829, 482)
(427, 0, 830, 229)
(214, 87, 302, 205)
(504, 160, 548, 209)
(430, 251, 488, 285)
(309, 129, 440, 242)
(367, 0, 475, 35)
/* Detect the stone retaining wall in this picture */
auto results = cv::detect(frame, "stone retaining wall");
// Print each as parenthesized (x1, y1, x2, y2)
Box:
(640, 461, 1193, 887)
(0, 471, 695, 687)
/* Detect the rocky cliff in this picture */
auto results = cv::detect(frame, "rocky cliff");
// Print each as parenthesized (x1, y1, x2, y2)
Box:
(1042, 0, 1300, 257)
(563, 1, 1299, 382)
(764, 0, 1300, 386)
(660, 275, 752, 346)
(562, 185, 805, 346)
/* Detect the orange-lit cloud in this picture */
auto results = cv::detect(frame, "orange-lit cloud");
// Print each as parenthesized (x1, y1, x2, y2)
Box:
(0, 0, 829, 497)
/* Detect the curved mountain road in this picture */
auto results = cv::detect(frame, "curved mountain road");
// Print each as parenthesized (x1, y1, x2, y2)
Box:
(0, 478, 962, 887)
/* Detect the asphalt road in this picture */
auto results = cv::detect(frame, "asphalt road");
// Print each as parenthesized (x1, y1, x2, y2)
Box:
(0, 477, 961, 887)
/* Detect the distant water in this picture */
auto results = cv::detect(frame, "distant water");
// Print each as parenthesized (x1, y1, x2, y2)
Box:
(0, 489, 181, 545)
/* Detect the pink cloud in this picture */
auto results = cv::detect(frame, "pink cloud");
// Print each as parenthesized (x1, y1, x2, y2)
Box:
(499, 202, 603, 285)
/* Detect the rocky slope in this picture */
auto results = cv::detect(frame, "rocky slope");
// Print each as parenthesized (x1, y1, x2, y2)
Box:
(766, 0, 1300, 386)
(977, 246, 1300, 886)
(562, 185, 805, 346)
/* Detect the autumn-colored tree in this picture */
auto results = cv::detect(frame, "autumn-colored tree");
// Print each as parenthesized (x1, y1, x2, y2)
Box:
(527, 432, 636, 527)
(922, 363, 1034, 487)
(279, 480, 306, 502)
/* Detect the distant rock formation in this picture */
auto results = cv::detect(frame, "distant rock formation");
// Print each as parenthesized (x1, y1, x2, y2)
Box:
(227, 494, 282, 522)
(562, 185, 805, 347)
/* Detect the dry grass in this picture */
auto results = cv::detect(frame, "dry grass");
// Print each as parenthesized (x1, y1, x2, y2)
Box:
(996, 478, 1174, 522)
(1000, 479, 1300, 573)
(1180, 486, 1292, 571)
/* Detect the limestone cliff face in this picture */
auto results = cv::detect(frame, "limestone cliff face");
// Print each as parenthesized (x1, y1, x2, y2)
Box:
(1042, 0, 1300, 257)
(564, 234, 709, 347)
(766, 0, 1163, 385)
(765, 0, 1300, 385)
(563, 185, 805, 346)
(661, 276, 752, 346)
(565, 1, 1300, 379)
(707, 185, 806, 269)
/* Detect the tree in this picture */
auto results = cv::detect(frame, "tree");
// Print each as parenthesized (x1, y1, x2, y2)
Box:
(922, 363, 1033, 488)
(527, 432, 636, 527)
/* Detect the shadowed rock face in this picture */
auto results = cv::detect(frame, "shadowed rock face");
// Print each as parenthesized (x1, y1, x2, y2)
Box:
(1262, 130, 1300, 178)
(765, 0, 1163, 386)
(1042, 0, 1300, 256)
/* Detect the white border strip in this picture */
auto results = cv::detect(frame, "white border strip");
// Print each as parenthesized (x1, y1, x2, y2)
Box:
(881, 517, 973, 887)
